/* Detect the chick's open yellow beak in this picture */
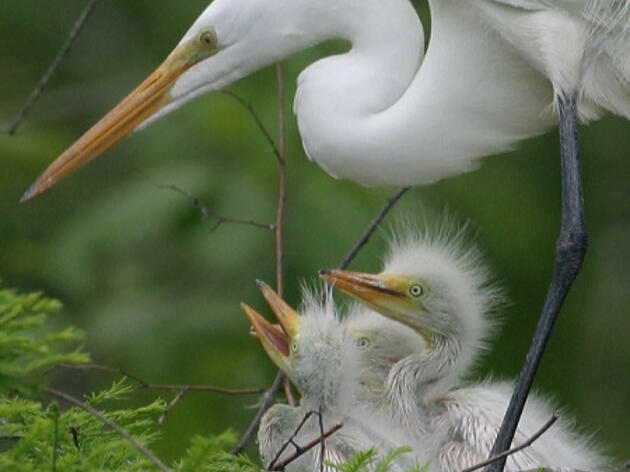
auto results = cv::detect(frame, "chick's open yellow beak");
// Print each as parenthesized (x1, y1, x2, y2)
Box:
(241, 303, 291, 371)
(21, 35, 215, 202)
(256, 280, 300, 339)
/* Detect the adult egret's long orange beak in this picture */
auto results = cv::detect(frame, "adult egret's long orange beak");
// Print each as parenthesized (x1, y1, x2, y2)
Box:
(21, 29, 219, 202)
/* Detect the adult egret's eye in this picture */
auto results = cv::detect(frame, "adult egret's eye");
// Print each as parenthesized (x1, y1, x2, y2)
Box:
(409, 284, 424, 297)
(291, 341, 299, 353)
(357, 337, 370, 349)
(199, 29, 217, 47)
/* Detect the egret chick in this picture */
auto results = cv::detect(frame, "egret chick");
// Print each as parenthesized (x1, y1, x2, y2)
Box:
(243, 281, 418, 471)
(321, 230, 604, 471)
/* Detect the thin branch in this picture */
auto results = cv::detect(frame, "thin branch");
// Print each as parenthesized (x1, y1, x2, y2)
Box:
(158, 184, 275, 231)
(221, 90, 282, 164)
(231, 371, 286, 455)
(318, 406, 325, 472)
(269, 423, 343, 471)
(56, 363, 265, 395)
(339, 187, 410, 269)
(45, 387, 172, 472)
(274, 62, 295, 409)
(68, 426, 80, 450)
(158, 388, 187, 426)
(267, 410, 320, 470)
(232, 61, 293, 456)
(275, 62, 288, 296)
(463, 414, 559, 472)
(2, 0, 100, 135)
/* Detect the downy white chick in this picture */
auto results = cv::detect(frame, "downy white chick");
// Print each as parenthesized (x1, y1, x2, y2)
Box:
(321, 227, 605, 472)
(243, 281, 419, 471)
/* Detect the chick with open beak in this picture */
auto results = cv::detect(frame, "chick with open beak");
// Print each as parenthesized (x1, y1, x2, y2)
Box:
(242, 281, 418, 471)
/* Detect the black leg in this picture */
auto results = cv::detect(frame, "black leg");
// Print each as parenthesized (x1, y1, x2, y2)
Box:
(486, 94, 588, 472)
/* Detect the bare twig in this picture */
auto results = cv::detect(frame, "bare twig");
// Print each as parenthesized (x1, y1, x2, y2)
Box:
(269, 423, 343, 471)
(232, 61, 293, 455)
(462, 414, 559, 472)
(158, 184, 275, 231)
(339, 187, 409, 269)
(318, 406, 325, 472)
(45, 387, 172, 472)
(158, 388, 187, 426)
(2, 0, 100, 135)
(56, 363, 265, 395)
(231, 371, 286, 455)
(275, 62, 287, 303)
(68, 426, 80, 450)
(222, 90, 282, 164)
(267, 410, 320, 469)
(273, 62, 295, 408)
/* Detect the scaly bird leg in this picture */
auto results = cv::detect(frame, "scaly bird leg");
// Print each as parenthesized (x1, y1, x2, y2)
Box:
(486, 94, 587, 472)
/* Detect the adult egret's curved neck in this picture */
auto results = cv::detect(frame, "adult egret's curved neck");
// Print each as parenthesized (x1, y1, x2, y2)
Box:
(295, 0, 424, 114)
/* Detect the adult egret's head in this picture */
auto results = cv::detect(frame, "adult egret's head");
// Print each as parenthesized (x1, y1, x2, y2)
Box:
(243, 280, 348, 403)
(321, 228, 502, 379)
(22, 0, 333, 201)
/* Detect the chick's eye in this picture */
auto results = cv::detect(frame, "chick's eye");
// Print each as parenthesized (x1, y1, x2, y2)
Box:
(409, 284, 424, 297)
(357, 337, 370, 349)
(291, 341, 299, 353)
(199, 30, 217, 47)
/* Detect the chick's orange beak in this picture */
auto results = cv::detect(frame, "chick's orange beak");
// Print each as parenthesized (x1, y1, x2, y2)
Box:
(319, 269, 406, 304)
(256, 280, 300, 338)
(241, 303, 290, 361)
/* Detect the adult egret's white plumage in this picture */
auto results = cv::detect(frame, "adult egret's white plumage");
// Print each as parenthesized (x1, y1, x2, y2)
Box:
(22, 0, 630, 196)
(321, 228, 605, 471)
(242, 283, 414, 472)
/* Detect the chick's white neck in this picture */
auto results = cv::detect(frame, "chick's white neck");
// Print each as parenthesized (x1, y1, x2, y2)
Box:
(386, 331, 461, 436)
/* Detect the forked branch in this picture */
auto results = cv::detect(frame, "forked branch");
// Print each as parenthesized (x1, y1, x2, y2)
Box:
(2, 0, 100, 135)
(56, 363, 265, 395)
(159, 184, 275, 231)
(269, 423, 343, 471)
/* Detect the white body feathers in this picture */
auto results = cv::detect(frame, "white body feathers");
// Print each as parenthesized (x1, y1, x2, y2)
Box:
(158, 0, 630, 187)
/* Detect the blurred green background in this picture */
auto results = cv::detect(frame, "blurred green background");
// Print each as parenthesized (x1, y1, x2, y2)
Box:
(1, 0, 628, 464)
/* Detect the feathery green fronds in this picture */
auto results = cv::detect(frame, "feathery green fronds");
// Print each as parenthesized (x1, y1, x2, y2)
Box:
(0, 286, 88, 395)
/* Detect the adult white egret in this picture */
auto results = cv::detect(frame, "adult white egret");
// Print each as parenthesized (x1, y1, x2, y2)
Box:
(320, 229, 605, 471)
(20, 0, 629, 461)
(243, 281, 418, 470)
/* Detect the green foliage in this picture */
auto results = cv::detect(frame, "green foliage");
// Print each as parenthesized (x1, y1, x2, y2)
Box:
(177, 433, 263, 472)
(0, 380, 165, 472)
(328, 447, 426, 472)
(0, 286, 88, 395)
(0, 285, 261, 472)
